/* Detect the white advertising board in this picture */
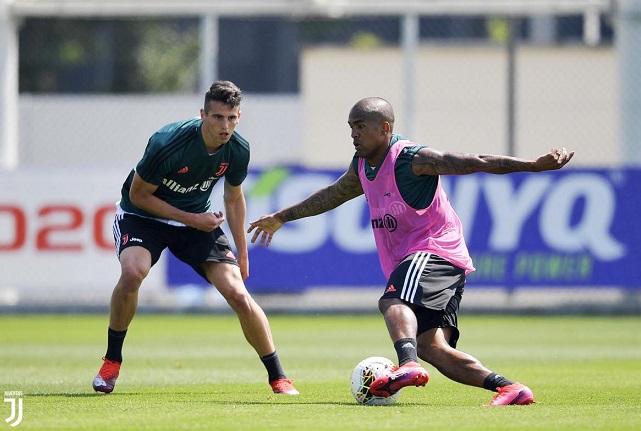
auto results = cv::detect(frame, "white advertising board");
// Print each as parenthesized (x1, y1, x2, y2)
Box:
(0, 169, 166, 306)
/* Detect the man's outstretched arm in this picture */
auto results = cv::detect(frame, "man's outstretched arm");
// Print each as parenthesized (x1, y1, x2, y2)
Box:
(412, 147, 574, 176)
(248, 166, 363, 247)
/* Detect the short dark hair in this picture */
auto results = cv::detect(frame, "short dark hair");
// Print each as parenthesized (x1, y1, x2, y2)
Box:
(204, 80, 242, 111)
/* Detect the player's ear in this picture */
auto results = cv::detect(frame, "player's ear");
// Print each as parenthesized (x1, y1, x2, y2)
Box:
(200, 108, 206, 120)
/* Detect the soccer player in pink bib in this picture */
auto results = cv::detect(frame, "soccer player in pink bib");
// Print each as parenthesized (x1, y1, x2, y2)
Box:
(249, 97, 574, 405)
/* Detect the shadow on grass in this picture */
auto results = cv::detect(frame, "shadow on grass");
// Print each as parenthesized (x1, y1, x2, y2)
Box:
(26, 392, 428, 407)
(29, 393, 101, 398)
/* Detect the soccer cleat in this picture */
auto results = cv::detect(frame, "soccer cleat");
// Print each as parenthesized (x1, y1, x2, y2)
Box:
(486, 382, 534, 406)
(369, 361, 429, 397)
(92, 357, 121, 394)
(270, 378, 299, 395)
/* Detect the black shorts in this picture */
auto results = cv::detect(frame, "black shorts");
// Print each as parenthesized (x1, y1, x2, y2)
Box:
(382, 252, 466, 347)
(114, 213, 238, 282)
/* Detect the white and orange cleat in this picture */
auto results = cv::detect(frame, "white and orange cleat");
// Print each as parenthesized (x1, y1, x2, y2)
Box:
(270, 378, 299, 395)
(92, 357, 121, 394)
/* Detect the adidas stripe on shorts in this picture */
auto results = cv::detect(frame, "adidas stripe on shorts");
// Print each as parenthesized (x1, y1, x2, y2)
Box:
(382, 252, 466, 345)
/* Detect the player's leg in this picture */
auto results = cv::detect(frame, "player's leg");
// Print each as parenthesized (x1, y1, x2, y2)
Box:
(369, 297, 430, 397)
(203, 261, 298, 394)
(181, 227, 297, 394)
(379, 252, 437, 367)
(370, 253, 450, 397)
(415, 308, 533, 405)
(109, 246, 153, 331)
(93, 215, 163, 394)
(417, 326, 489, 387)
(379, 297, 418, 346)
(204, 261, 275, 355)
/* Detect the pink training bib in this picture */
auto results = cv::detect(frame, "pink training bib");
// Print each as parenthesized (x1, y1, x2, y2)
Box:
(358, 141, 475, 279)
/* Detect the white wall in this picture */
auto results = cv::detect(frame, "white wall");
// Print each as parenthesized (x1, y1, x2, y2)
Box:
(18, 94, 303, 169)
(302, 45, 618, 167)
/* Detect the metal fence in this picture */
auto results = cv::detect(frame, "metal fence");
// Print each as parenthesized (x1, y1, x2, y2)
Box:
(3, 0, 639, 170)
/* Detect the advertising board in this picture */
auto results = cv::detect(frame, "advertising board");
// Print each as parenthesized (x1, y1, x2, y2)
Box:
(167, 167, 640, 292)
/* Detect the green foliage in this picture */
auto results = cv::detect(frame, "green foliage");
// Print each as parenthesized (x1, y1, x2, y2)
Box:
(1, 314, 640, 430)
(19, 18, 200, 93)
(136, 22, 200, 93)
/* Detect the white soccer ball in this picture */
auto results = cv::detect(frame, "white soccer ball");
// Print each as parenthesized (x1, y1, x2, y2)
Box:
(350, 356, 402, 406)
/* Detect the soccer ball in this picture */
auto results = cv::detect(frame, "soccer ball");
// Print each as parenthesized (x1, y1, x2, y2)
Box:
(350, 356, 402, 405)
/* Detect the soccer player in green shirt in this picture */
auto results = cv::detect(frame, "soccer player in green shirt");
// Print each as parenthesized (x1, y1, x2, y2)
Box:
(92, 80, 298, 396)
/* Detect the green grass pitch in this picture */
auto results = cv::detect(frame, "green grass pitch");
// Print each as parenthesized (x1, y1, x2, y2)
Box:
(1, 313, 640, 430)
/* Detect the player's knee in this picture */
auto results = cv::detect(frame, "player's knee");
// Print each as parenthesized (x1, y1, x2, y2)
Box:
(417, 338, 449, 366)
(225, 289, 254, 315)
(119, 263, 148, 292)
(377, 297, 398, 314)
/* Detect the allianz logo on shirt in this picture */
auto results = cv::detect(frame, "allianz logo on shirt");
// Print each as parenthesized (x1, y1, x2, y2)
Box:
(162, 177, 215, 194)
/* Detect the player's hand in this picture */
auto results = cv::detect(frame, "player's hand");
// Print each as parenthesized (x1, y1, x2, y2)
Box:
(247, 214, 283, 247)
(237, 252, 249, 281)
(534, 147, 574, 171)
(192, 211, 224, 232)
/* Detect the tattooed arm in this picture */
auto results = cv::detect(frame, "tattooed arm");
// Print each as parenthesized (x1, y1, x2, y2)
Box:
(412, 147, 574, 176)
(248, 165, 363, 247)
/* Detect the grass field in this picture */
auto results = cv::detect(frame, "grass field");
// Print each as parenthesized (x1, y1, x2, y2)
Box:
(1, 313, 640, 430)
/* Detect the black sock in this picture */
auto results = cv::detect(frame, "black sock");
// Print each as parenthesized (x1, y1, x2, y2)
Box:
(105, 327, 127, 363)
(260, 351, 286, 382)
(483, 372, 514, 392)
(394, 338, 419, 366)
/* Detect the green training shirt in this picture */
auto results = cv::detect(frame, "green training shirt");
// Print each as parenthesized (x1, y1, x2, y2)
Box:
(119, 117, 250, 218)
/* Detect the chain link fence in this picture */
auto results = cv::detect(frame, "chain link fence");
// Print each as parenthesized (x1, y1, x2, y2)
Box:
(14, 11, 624, 168)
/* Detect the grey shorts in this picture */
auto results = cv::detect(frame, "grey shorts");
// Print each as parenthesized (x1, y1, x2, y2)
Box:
(382, 252, 466, 346)
(114, 213, 238, 282)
